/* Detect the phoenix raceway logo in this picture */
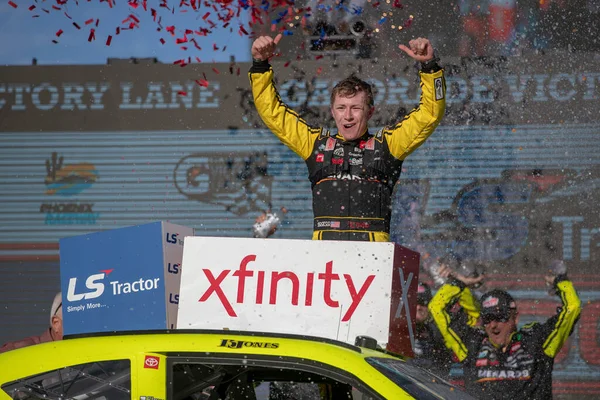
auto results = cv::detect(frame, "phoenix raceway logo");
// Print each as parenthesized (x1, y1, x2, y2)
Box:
(41, 152, 100, 225)
(173, 151, 273, 216)
(65, 268, 161, 312)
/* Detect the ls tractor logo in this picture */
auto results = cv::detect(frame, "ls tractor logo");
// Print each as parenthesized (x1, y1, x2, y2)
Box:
(67, 269, 113, 302)
(66, 268, 161, 305)
(166, 232, 184, 245)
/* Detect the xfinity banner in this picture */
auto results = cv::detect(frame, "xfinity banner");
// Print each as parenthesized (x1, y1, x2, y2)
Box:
(59, 221, 194, 335)
(178, 237, 420, 356)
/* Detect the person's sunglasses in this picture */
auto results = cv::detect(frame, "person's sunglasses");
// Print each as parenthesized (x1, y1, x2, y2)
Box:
(482, 313, 511, 325)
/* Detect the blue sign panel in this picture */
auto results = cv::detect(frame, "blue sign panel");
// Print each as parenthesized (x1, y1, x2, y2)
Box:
(59, 221, 167, 335)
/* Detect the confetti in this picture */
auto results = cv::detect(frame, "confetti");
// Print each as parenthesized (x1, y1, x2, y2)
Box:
(195, 79, 209, 87)
(56, 29, 64, 37)
(13, 0, 404, 66)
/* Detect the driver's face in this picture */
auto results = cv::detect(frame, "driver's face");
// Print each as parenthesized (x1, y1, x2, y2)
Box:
(331, 92, 374, 141)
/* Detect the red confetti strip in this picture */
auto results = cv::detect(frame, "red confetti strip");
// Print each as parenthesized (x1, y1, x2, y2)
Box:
(159, 38, 165, 44)
(195, 57, 201, 62)
(21, 0, 302, 59)
(56, 29, 63, 37)
(315, 55, 324, 60)
(106, 35, 112, 46)
(284, 60, 291, 67)
(190, 38, 202, 50)
(195, 79, 209, 87)
(212, 67, 220, 74)
(316, 67, 323, 75)
(178, 91, 187, 96)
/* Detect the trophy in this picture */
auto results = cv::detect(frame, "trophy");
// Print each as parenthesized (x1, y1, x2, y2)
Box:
(252, 207, 287, 238)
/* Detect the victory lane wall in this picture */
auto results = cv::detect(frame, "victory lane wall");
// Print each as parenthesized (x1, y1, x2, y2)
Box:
(0, 53, 599, 132)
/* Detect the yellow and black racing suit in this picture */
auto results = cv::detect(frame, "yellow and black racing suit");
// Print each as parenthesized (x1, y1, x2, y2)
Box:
(249, 60, 446, 241)
(429, 276, 581, 399)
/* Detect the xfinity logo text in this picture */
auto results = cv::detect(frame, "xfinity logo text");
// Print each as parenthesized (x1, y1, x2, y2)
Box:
(198, 255, 375, 322)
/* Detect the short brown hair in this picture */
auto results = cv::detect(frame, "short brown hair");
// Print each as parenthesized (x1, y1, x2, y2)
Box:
(331, 75, 374, 108)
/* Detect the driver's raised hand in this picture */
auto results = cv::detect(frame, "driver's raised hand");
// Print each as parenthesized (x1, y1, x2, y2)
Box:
(251, 34, 283, 61)
(398, 37, 434, 63)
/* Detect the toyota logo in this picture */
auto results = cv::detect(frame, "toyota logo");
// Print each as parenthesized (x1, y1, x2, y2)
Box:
(144, 356, 159, 369)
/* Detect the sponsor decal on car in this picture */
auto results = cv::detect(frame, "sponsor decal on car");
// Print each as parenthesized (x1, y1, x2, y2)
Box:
(144, 355, 160, 369)
(219, 339, 280, 349)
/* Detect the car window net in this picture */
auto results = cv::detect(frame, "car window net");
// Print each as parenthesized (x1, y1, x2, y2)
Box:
(1, 359, 131, 400)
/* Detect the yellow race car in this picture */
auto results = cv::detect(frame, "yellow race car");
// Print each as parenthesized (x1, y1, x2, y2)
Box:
(0, 329, 474, 400)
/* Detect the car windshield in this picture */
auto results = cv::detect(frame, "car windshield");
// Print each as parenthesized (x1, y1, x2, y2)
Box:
(1, 360, 131, 400)
(366, 357, 476, 400)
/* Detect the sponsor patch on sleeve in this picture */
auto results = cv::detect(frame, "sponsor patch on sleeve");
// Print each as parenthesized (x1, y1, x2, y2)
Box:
(434, 77, 444, 101)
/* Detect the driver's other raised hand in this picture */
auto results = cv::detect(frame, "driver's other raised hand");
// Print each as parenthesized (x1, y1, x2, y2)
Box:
(251, 34, 283, 61)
